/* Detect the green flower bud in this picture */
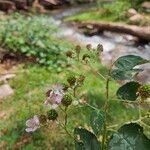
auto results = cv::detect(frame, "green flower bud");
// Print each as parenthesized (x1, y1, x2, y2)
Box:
(62, 83, 69, 91)
(138, 85, 150, 100)
(39, 115, 47, 124)
(67, 75, 76, 86)
(47, 109, 58, 121)
(66, 51, 74, 58)
(97, 44, 103, 52)
(82, 54, 90, 63)
(86, 44, 92, 51)
(62, 94, 73, 107)
(77, 75, 85, 85)
(75, 45, 81, 54)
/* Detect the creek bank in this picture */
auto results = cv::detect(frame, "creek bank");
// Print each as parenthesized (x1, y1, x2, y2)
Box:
(0, 84, 14, 100)
(74, 21, 150, 42)
(0, 0, 95, 13)
(50, 5, 150, 83)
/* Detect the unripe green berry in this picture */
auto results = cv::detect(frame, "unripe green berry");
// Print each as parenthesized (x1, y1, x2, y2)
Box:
(86, 44, 92, 51)
(138, 85, 150, 100)
(77, 75, 85, 85)
(47, 109, 58, 121)
(62, 94, 73, 107)
(97, 44, 103, 52)
(67, 75, 76, 86)
(82, 54, 90, 61)
(66, 51, 74, 58)
(75, 45, 81, 54)
(62, 83, 69, 91)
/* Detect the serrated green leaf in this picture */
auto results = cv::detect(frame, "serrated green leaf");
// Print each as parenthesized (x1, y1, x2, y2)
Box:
(107, 123, 150, 150)
(117, 81, 141, 101)
(111, 55, 149, 81)
(110, 69, 143, 80)
(114, 55, 149, 71)
(90, 110, 104, 136)
(74, 128, 101, 150)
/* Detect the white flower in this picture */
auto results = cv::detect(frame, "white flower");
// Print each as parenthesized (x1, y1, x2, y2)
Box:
(45, 84, 63, 109)
(25, 115, 40, 132)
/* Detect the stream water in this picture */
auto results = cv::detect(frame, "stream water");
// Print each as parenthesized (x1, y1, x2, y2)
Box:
(49, 4, 150, 83)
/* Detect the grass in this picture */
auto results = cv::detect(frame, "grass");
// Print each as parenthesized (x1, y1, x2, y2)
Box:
(0, 13, 73, 68)
(1, 57, 148, 149)
(66, 0, 150, 26)
(66, 1, 131, 22)
(0, 10, 149, 149)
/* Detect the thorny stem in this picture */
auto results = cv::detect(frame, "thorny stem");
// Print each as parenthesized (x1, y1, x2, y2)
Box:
(73, 87, 76, 97)
(57, 120, 75, 140)
(60, 84, 78, 139)
(97, 72, 107, 81)
(102, 65, 112, 150)
(77, 53, 80, 61)
(64, 107, 68, 126)
(88, 63, 107, 81)
(58, 85, 78, 141)
(138, 102, 142, 120)
(83, 102, 98, 110)
(102, 78, 110, 150)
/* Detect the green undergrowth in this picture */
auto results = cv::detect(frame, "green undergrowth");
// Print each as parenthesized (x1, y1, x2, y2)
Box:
(66, 0, 147, 25)
(1, 59, 146, 149)
(0, 9, 149, 149)
(0, 13, 73, 69)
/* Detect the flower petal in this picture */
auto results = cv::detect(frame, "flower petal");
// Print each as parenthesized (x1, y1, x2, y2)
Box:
(55, 94, 62, 103)
(33, 115, 39, 125)
(25, 127, 34, 132)
(26, 119, 33, 127)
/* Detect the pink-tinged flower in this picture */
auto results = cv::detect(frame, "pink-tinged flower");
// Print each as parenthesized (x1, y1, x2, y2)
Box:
(25, 115, 40, 132)
(45, 84, 63, 109)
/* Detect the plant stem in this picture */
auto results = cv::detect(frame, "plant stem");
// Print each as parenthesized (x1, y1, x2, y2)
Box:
(73, 85, 78, 97)
(57, 120, 75, 140)
(88, 63, 107, 81)
(73, 87, 76, 97)
(84, 102, 98, 110)
(77, 53, 80, 61)
(138, 102, 142, 119)
(102, 78, 109, 150)
(102, 66, 112, 150)
(64, 107, 68, 126)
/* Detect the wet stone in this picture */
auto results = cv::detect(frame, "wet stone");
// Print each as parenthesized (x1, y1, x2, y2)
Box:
(141, 1, 150, 12)
(0, 74, 16, 82)
(0, 84, 14, 100)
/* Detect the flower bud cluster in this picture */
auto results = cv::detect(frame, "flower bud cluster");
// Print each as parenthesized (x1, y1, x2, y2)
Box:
(137, 85, 150, 101)
(25, 73, 85, 132)
(66, 44, 103, 64)
(26, 44, 101, 133)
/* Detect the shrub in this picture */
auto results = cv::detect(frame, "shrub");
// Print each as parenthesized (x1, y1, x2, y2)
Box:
(100, 1, 132, 21)
(25, 44, 150, 150)
(0, 13, 71, 68)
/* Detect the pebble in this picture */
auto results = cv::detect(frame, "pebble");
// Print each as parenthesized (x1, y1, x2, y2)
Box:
(0, 84, 14, 100)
